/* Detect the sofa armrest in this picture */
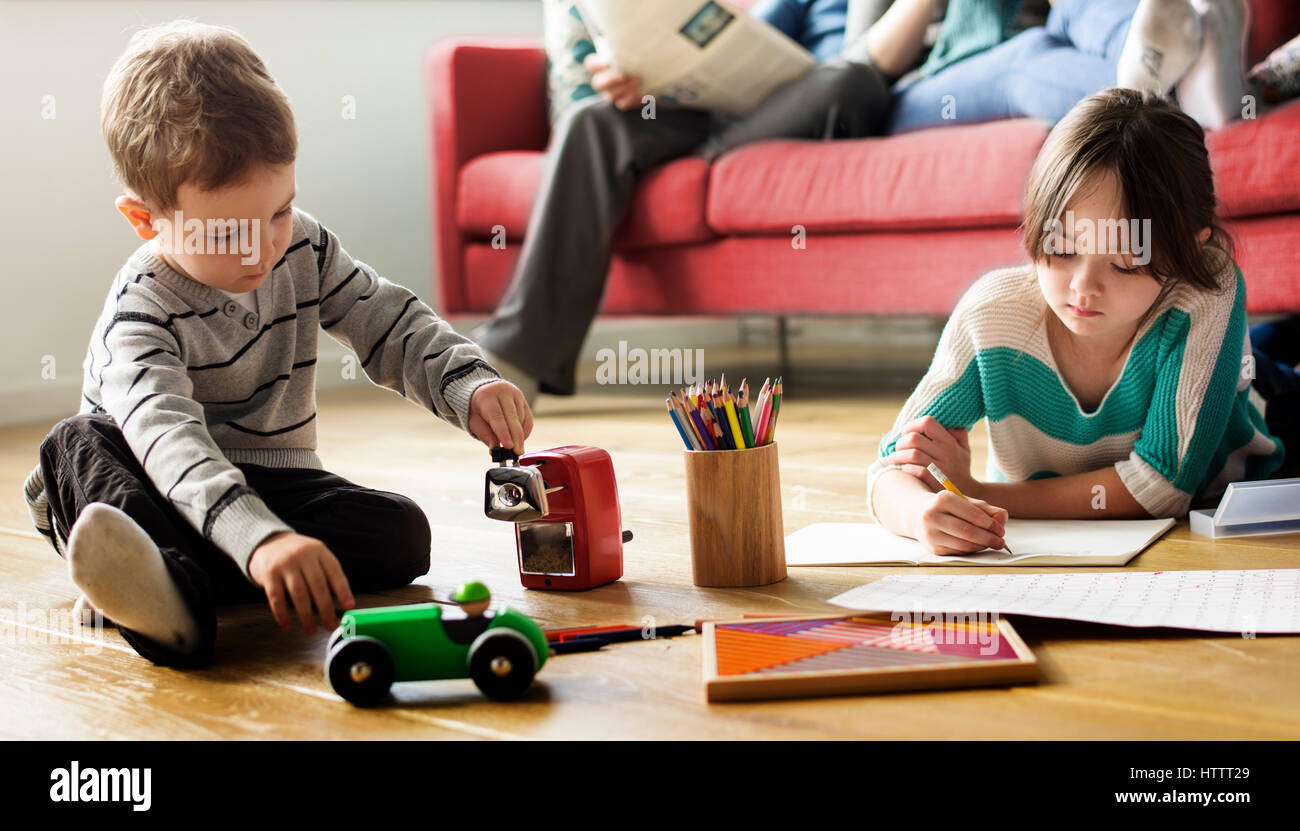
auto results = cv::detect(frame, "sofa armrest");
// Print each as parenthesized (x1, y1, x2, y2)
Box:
(426, 38, 548, 314)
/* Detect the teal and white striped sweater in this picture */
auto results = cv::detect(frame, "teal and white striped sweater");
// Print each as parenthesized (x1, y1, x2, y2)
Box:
(867, 262, 1285, 518)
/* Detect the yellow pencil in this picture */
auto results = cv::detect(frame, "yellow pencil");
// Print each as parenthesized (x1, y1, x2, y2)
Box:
(926, 462, 1012, 554)
(723, 389, 747, 449)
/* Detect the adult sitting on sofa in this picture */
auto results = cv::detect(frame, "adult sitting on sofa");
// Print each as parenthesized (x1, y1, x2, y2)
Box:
(474, 0, 896, 401)
(451, 0, 1296, 400)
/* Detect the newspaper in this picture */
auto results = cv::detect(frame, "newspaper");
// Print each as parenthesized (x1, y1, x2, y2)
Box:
(575, 0, 816, 115)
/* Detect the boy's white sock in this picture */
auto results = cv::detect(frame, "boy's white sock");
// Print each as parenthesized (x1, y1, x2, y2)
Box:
(73, 593, 111, 627)
(1176, 0, 1250, 130)
(1116, 0, 1202, 94)
(67, 503, 200, 653)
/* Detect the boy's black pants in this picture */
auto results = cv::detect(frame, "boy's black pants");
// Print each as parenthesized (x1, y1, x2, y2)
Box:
(38, 413, 432, 668)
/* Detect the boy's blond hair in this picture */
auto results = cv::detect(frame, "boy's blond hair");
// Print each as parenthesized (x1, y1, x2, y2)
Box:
(101, 21, 297, 212)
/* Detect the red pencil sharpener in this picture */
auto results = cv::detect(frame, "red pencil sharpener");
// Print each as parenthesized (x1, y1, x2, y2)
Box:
(484, 446, 631, 590)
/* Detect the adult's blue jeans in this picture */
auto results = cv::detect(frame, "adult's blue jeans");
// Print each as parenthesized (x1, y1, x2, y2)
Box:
(887, 0, 1140, 134)
(1250, 316, 1300, 471)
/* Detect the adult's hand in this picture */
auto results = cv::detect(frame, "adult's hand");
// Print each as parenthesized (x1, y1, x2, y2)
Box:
(584, 53, 643, 110)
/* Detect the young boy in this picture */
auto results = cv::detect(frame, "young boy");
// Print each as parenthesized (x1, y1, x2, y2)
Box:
(21, 21, 533, 668)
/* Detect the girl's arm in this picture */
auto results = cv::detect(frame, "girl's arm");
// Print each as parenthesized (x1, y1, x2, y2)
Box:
(881, 414, 1150, 520)
(969, 466, 1151, 519)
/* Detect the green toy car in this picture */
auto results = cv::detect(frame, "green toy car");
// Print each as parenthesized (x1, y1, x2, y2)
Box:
(325, 593, 548, 706)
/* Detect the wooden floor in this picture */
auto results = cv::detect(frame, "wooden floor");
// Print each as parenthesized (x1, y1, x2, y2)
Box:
(2, 383, 1298, 739)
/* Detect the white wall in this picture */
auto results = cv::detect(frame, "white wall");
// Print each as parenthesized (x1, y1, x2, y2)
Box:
(0, 0, 543, 425)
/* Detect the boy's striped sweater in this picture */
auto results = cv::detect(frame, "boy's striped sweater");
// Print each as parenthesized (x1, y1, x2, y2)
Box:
(867, 263, 1285, 518)
(26, 208, 501, 578)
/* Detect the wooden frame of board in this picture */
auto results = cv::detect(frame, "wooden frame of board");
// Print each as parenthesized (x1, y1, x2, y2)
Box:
(702, 612, 1038, 702)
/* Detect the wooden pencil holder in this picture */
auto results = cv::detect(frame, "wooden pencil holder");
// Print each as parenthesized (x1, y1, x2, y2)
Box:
(684, 442, 787, 588)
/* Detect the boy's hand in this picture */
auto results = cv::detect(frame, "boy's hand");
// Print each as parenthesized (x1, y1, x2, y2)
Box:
(884, 415, 975, 493)
(583, 53, 643, 110)
(469, 380, 533, 453)
(249, 532, 355, 634)
(916, 491, 1009, 556)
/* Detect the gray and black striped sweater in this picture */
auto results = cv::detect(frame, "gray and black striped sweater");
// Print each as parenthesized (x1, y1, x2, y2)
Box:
(25, 208, 501, 579)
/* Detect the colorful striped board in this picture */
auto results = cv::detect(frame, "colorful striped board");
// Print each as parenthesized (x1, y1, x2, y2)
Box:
(703, 612, 1038, 701)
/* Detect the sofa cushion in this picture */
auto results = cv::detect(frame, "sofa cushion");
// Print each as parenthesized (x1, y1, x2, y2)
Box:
(704, 100, 1300, 235)
(456, 151, 541, 240)
(457, 151, 714, 248)
(1208, 98, 1300, 218)
(706, 118, 1051, 235)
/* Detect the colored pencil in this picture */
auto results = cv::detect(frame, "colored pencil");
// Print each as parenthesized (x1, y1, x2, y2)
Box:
(737, 379, 755, 447)
(716, 385, 738, 449)
(666, 398, 696, 450)
(700, 398, 725, 450)
(710, 388, 735, 449)
(667, 375, 786, 451)
(545, 624, 635, 642)
(752, 379, 773, 446)
(550, 637, 609, 655)
(723, 388, 746, 449)
(565, 624, 693, 643)
(689, 405, 715, 450)
(765, 377, 783, 443)
(673, 392, 704, 449)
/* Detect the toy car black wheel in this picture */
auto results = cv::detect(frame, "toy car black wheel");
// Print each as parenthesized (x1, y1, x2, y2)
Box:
(469, 630, 537, 701)
(327, 636, 394, 707)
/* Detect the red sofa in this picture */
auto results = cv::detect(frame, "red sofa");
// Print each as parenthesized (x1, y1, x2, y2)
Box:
(426, 4, 1300, 321)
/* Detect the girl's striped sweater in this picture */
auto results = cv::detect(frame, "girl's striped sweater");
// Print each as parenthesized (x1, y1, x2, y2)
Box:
(867, 262, 1285, 518)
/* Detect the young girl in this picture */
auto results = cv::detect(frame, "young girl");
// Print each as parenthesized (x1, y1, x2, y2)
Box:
(868, 88, 1285, 556)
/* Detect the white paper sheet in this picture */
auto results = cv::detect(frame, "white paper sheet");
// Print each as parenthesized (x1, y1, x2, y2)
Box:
(785, 519, 1175, 566)
(828, 569, 1300, 633)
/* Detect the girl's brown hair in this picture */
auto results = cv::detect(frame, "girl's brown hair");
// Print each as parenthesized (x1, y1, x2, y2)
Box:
(101, 21, 297, 212)
(1022, 88, 1233, 306)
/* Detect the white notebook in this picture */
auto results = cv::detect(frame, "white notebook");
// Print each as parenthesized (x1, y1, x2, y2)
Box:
(785, 518, 1176, 567)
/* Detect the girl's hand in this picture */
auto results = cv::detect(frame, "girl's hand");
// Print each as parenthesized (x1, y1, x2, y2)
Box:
(916, 491, 1009, 556)
(884, 415, 975, 493)
(469, 380, 533, 453)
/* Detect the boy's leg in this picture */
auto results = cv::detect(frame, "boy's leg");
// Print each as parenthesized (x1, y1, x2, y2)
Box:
(37, 413, 251, 667)
(475, 98, 716, 396)
(238, 465, 432, 594)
